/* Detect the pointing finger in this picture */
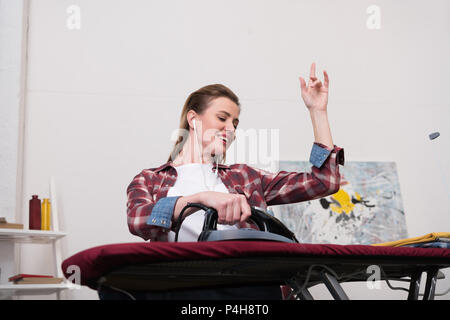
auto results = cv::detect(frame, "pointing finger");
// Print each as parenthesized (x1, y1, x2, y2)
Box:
(309, 62, 316, 80)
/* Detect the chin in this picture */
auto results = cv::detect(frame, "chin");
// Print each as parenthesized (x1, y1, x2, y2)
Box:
(211, 149, 226, 160)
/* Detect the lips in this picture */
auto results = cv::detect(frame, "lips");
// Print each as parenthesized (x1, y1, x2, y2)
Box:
(219, 136, 228, 145)
(217, 134, 230, 146)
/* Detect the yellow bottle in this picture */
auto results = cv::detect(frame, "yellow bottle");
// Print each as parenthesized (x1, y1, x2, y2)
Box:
(41, 198, 51, 231)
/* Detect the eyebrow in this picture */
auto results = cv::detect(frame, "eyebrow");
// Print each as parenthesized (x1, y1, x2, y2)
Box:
(218, 110, 240, 124)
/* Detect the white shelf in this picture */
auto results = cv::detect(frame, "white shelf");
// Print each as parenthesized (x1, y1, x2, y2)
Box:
(0, 229, 66, 244)
(0, 282, 76, 299)
(0, 178, 69, 299)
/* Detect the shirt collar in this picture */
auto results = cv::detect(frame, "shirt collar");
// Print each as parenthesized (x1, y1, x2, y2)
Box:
(153, 160, 231, 173)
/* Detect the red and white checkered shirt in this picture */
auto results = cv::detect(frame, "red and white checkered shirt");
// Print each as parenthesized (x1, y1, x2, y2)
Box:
(127, 142, 344, 241)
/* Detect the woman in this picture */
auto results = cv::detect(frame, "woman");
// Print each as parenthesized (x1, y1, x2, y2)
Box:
(119, 62, 344, 300)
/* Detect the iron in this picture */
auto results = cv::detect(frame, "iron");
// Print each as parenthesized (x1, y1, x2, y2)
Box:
(175, 203, 299, 243)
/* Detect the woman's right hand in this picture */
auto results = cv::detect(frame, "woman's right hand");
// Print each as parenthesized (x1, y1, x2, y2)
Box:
(198, 191, 252, 225)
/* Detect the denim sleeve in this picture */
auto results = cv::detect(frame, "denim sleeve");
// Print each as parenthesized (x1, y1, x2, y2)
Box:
(146, 196, 181, 229)
(309, 142, 332, 169)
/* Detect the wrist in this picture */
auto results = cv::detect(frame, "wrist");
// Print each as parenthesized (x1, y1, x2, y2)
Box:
(309, 109, 328, 116)
(188, 192, 204, 204)
(172, 193, 204, 224)
(309, 109, 329, 126)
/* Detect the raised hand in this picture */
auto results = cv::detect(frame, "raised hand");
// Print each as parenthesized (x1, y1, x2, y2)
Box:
(299, 62, 329, 112)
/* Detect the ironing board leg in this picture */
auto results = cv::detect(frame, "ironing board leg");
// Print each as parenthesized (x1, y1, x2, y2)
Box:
(298, 287, 314, 300)
(320, 271, 349, 300)
(407, 271, 422, 300)
(422, 268, 438, 300)
(285, 278, 314, 300)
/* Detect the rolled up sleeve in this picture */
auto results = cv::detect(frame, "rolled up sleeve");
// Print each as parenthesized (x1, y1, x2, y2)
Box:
(146, 196, 181, 229)
(310, 142, 345, 168)
(252, 143, 345, 206)
(126, 172, 180, 241)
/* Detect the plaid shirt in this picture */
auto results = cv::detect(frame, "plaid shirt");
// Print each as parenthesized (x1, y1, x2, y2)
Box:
(127, 142, 345, 241)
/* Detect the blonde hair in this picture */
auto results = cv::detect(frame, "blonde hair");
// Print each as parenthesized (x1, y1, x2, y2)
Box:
(168, 84, 240, 164)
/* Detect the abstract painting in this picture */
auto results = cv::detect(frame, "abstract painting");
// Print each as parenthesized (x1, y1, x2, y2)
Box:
(270, 161, 408, 245)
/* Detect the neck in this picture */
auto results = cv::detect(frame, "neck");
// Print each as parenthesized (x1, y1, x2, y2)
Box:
(172, 133, 215, 166)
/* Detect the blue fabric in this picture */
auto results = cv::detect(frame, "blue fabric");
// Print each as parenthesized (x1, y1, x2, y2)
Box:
(309, 143, 332, 168)
(404, 241, 450, 249)
(146, 196, 181, 229)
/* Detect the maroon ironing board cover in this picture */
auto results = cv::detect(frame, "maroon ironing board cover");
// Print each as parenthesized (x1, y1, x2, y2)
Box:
(61, 241, 450, 290)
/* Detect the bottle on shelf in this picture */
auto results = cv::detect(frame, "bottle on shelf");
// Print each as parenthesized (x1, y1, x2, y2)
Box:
(41, 198, 51, 231)
(29, 195, 41, 230)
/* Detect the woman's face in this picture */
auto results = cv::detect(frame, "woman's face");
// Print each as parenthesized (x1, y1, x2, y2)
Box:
(192, 97, 240, 159)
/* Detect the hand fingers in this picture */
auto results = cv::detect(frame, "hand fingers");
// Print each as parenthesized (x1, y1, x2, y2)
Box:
(309, 62, 316, 80)
(232, 199, 241, 224)
(310, 79, 322, 88)
(217, 196, 248, 225)
(217, 204, 226, 224)
(323, 70, 329, 88)
(299, 77, 306, 91)
(221, 199, 239, 225)
(240, 196, 252, 223)
(225, 202, 234, 225)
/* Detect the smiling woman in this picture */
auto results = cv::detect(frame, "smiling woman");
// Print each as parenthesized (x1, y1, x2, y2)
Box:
(168, 84, 241, 165)
(126, 70, 344, 243)
(123, 69, 345, 300)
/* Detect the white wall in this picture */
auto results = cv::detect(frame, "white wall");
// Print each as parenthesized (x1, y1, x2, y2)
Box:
(0, 0, 26, 224)
(15, 0, 450, 299)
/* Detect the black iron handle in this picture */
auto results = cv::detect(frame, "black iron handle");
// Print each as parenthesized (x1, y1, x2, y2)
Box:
(201, 206, 267, 232)
(175, 203, 298, 243)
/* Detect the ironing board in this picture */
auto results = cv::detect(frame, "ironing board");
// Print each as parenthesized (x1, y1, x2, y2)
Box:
(61, 241, 450, 300)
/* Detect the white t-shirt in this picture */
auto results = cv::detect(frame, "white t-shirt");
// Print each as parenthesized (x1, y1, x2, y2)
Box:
(167, 162, 239, 242)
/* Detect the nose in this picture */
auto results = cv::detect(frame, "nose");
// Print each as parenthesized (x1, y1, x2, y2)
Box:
(223, 121, 235, 135)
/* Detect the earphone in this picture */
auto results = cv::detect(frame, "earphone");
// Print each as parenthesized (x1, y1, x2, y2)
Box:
(192, 118, 219, 181)
(192, 118, 204, 165)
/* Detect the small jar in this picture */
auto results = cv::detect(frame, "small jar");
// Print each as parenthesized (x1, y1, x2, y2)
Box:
(29, 195, 41, 230)
(41, 198, 51, 231)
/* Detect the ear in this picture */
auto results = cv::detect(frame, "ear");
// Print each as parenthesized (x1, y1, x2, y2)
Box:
(186, 110, 197, 130)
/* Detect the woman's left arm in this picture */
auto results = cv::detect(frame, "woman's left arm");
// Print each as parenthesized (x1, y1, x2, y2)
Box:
(299, 62, 333, 149)
(248, 63, 345, 206)
(244, 64, 344, 207)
